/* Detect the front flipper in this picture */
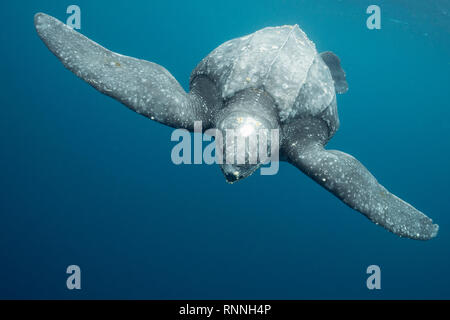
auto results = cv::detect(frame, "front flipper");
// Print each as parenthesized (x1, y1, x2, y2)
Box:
(285, 140, 438, 240)
(320, 51, 348, 94)
(34, 13, 207, 130)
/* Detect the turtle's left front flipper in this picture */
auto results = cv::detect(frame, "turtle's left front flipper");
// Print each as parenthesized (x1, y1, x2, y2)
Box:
(285, 140, 438, 240)
(34, 13, 206, 130)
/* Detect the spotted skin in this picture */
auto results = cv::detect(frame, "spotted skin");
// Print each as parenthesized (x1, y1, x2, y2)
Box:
(34, 13, 438, 240)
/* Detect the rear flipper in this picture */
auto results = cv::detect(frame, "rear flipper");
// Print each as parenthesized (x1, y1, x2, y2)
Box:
(320, 51, 348, 94)
(286, 141, 438, 240)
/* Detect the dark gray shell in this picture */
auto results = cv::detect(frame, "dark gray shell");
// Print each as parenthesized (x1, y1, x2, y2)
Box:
(190, 25, 338, 134)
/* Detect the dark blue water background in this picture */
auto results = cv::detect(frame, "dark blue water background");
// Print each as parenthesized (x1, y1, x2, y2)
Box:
(0, 0, 449, 299)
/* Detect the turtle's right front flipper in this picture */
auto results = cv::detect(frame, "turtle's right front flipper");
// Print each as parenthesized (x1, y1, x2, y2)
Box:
(284, 137, 438, 240)
(34, 13, 206, 130)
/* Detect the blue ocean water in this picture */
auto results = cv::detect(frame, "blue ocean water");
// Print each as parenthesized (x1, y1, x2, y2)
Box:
(0, 0, 449, 299)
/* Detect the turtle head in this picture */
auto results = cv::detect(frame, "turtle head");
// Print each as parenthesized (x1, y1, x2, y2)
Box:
(215, 89, 280, 184)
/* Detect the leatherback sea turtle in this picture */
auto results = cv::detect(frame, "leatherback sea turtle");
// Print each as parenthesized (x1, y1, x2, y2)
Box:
(34, 13, 438, 240)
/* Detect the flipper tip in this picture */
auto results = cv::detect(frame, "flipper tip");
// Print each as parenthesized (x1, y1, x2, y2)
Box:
(430, 223, 439, 239)
(34, 12, 47, 26)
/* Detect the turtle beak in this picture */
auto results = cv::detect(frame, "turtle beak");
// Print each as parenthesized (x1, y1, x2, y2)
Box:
(220, 163, 261, 184)
(224, 172, 240, 184)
